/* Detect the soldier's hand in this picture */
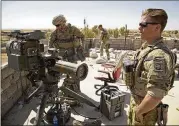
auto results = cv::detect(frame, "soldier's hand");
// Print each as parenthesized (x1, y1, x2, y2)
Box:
(135, 107, 144, 123)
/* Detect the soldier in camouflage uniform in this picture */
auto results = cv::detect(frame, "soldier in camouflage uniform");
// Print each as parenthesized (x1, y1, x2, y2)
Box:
(49, 14, 85, 106)
(98, 25, 110, 60)
(49, 14, 85, 63)
(123, 9, 176, 125)
(49, 15, 102, 126)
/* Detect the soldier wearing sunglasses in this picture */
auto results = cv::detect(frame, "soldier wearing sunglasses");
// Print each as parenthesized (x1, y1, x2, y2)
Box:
(49, 14, 85, 63)
(125, 9, 177, 125)
(48, 14, 85, 107)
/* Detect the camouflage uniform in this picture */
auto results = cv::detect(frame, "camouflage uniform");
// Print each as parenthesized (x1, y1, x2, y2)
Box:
(99, 28, 110, 60)
(73, 119, 102, 126)
(124, 38, 176, 125)
(49, 21, 85, 63)
(49, 15, 85, 106)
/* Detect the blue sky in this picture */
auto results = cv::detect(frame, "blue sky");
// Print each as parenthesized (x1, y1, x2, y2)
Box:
(2, 1, 179, 30)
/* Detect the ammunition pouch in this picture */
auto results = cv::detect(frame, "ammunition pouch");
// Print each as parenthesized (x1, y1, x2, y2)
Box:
(157, 103, 169, 126)
(76, 46, 85, 62)
(57, 41, 85, 62)
(55, 41, 81, 49)
(123, 72, 134, 88)
(57, 48, 76, 63)
(133, 77, 148, 96)
(123, 60, 135, 88)
(102, 34, 109, 40)
(58, 48, 74, 57)
(59, 38, 74, 42)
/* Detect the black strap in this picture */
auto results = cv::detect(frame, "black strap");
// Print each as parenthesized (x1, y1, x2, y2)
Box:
(135, 43, 161, 77)
(135, 42, 176, 90)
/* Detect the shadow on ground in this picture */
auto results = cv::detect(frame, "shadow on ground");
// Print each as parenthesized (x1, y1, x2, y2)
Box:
(2, 97, 40, 125)
(70, 90, 131, 125)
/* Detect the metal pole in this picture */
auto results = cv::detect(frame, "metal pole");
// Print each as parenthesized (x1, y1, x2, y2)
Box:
(83, 18, 86, 50)
(124, 24, 127, 50)
(84, 17, 86, 37)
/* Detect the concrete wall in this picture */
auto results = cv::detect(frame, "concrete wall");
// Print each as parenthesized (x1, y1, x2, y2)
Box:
(2, 39, 178, 54)
(84, 38, 179, 51)
(164, 39, 179, 49)
(1, 63, 31, 118)
(1, 43, 48, 118)
(174, 40, 179, 50)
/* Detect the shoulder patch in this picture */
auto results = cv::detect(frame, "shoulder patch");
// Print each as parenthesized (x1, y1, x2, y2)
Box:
(144, 56, 153, 61)
(153, 57, 165, 72)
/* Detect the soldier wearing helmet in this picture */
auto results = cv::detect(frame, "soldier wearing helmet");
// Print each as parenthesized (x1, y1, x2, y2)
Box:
(49, 14, 85, 63)
(98, 24, 110, 60)
(49, 14, 85, 106)
(52, 14, 67, 26)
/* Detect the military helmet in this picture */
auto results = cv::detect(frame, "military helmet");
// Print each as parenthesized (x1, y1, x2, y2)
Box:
(52, 14, 66, 26)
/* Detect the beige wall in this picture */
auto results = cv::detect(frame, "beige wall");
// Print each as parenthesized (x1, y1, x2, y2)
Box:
(84, 38, 179, 50)
(1, 63, 31, 118)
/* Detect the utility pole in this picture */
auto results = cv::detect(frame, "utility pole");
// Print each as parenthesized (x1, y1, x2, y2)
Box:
(124, 24, 127, 50)
(84, 17, 86, 36)
(84, 17, 86, 30)
(83, 17, 88, 53)
(84, 17, 87, 37)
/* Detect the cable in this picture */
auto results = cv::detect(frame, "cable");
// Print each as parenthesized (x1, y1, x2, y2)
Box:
(72, 107, 103, 119)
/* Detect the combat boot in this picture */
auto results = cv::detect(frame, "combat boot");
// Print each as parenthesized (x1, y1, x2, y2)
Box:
(72, 119, 102, 126)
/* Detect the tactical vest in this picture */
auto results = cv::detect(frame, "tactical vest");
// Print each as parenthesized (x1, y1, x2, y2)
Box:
(53, 25, 81, 49)
(123, 41, 176, 97)
(101, 29, 109, 42)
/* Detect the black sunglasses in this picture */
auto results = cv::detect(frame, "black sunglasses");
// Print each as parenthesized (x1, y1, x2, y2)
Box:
(139, 22, 159, 27)
(55, 24, 60, 27)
